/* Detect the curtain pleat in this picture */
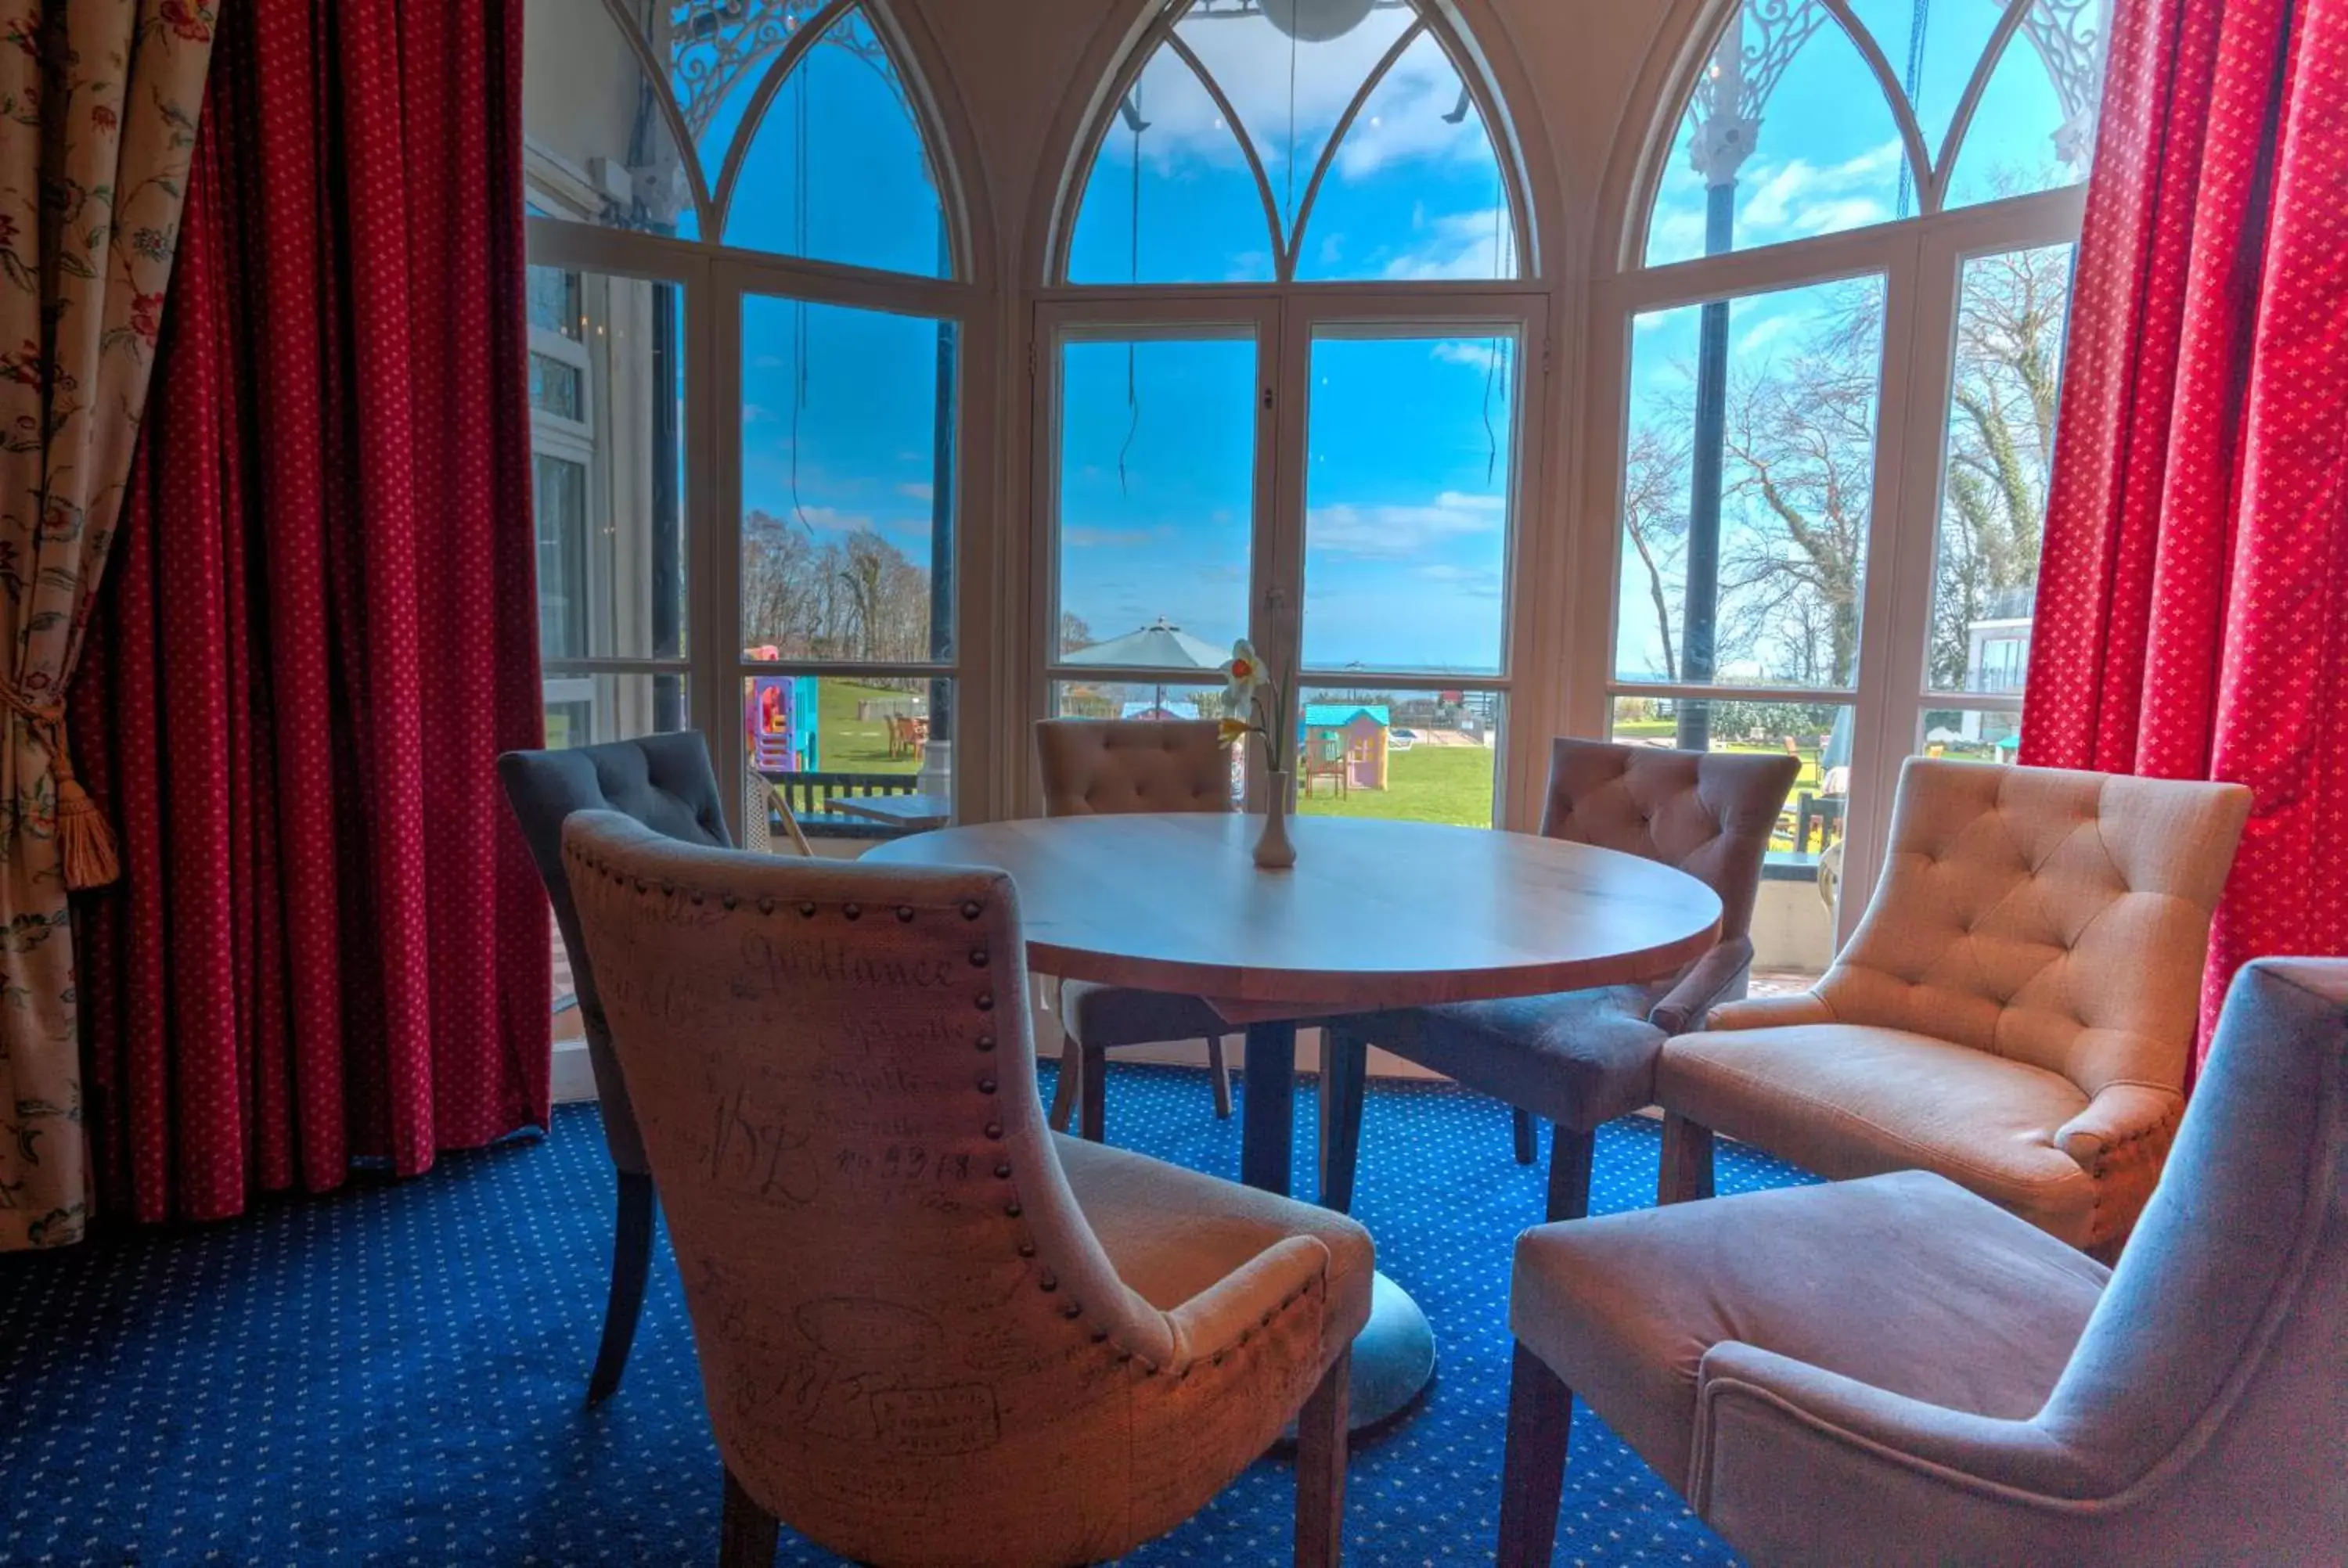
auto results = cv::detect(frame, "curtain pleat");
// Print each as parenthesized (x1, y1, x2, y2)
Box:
(2022, 0, 2348, 1056)
(72, 0, 548, 1225)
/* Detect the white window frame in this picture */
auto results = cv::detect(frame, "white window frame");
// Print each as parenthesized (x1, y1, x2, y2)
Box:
(1025, 0, 1554, 827)
(1579, 178, 2087, 941)
(521, 0, 993, 839)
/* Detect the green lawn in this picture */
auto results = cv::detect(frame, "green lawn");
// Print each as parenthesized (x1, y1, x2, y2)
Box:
(817, 678, 923, 775)
(1294, 745, 1496, 828)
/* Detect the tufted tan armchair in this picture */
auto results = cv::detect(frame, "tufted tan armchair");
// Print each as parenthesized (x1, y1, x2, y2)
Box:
(1656, 757, 2251, 1254)
(1035, 718, 1241, 1141)
(563, 810, 1372, 1567)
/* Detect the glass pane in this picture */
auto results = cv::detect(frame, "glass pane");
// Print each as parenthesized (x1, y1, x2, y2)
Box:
(521, 0, 698, 237)
(1943, 0, 2105, 210)
(528, 352, 584, 420)
(1644, 2, 1910, 265)
(1172, 0, 1413, 237)
(1050, 678, 1225, 724)
(723, 7, 949, 277)
(543, 673, 689, 752)
(745, 673, 953, 843)
(1926, 244, 2073, 695)
(740, 296, 956, 662)
(1292, 685, 1500, 826)
(1920, 704, 2023, 764)
(528, 268, 687, 661)
(1302, 329, 1514, 676)
(1293, 30, 1518, 282)
(527, 265, 582, 340)
(1845, 0, 2002, 180)
(1067, 45, 1277, 284)
(1053, 334, 1256, 667)
(1615, 278, 1885, 696)
(1608, 695, 1851, 981)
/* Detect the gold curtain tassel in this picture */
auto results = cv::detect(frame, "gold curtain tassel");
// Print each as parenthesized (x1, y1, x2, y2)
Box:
(2, 688, 121, 890)
(54, 769, 121, 891)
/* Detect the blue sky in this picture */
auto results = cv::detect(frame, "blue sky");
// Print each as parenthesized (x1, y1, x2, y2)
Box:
(701, 0, 2092, 679)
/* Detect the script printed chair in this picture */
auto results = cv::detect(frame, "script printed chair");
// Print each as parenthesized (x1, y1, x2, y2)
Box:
(1323, 739, 1797, 1221)
(497, 731, 730, 1404)
(1655, 758, 2251, 1254)
(1036, 718, 1240, 1141)
(562, 814, 1374, 1568)
(1496, 958, 2348, 1566)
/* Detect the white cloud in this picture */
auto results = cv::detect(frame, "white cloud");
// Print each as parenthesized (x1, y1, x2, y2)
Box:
(896, 481, 935, 502)
(1736, 315, 1797, 356)
(1737, 140, 1901, 239)
(1065, 525, 1162, 548)
(1430, 340, 1504, 372)
(1380, 206, 1514, 280)
(1114, 20, 1488, 190)
(1307, 491, 1504, 560)
(1790, 196, 1890, 235)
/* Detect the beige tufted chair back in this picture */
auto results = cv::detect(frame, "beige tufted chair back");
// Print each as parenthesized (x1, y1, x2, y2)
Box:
(1820, 759, 2250, 1099)
(1540, 738, 1799, 955)
(1036, 718, 1233, 818)
(560, 811, 1334, 1566)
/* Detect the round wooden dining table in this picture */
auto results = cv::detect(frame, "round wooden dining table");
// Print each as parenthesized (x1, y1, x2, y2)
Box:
(867, 811, 1723, 1428)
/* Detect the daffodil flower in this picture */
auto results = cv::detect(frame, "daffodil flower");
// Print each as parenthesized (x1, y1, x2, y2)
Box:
(1223, 638, 1266, 712)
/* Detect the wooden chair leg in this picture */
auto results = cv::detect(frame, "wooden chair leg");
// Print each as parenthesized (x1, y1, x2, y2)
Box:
(1295, 1348, 1351, 1566)
(1208, 1034, 1234, 1119)
(718, 1468, 780, 1568)
(587, 1170, 656, 1404)
(1512, 1106, 1539, 1165)
(1657, 1112, 1716, 1206)
(1079, 1039, 1110, 1143)
(1543, 1124, 1595, 1224)
(1494, 1342, 1571, 1568)
(1047, 1034, 1081, 1133)
(1318, 1028, 1368, 1214)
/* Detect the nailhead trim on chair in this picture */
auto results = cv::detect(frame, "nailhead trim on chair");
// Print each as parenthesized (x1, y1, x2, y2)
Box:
(556, 862, 1303, 1386)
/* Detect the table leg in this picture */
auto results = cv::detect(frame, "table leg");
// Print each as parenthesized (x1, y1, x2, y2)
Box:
(1241, 1020, 1435, 1433)
(1240, 1020, 1298, 1193)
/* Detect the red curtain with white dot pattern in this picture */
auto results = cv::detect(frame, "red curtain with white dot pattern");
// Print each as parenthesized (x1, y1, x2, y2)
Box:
(2020, 0, 2348, 1061)
(69, 0, 549, 1223)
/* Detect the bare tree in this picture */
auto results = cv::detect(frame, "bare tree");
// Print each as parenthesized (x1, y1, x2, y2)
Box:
(1931, 245, 2069, 689)
(1620, 423, 1691, 680)
(1717, 285, 1881, 687)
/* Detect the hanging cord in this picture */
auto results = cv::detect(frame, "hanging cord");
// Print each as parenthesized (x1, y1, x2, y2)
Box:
(1284, 23, 1299, 238)
(789, 51, 812, 534)
(1118, 80, 1146, 494)
(1896, 0, 1929, 218)
(1479, 202, 1506, 482)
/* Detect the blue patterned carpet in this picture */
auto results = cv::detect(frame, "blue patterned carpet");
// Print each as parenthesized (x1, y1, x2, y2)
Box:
(0, 1067, 1810, 1566)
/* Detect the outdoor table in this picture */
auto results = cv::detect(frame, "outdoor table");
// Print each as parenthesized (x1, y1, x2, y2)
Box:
(868, 812, 1722, 1430)
(826, 792, 952, 833)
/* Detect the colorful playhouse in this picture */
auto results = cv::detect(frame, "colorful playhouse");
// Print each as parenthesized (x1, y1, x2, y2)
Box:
(1300, 703, 1390, 792)
(744, 671, 822, 773)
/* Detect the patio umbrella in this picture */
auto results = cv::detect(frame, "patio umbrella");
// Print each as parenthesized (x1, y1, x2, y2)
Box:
(1060, 617, 1229, 716)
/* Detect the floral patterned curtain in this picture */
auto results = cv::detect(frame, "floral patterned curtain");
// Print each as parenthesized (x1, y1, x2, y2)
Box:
(0, 2, 214, 1249)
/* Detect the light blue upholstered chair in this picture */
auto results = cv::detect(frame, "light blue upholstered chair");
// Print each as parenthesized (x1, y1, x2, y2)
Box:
(1497, 956, 2348, 1564)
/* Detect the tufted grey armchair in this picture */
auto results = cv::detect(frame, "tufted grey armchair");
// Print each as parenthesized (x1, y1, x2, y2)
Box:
(1327, 738, 1797, 1221)
(497, 730, 729, 1402)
